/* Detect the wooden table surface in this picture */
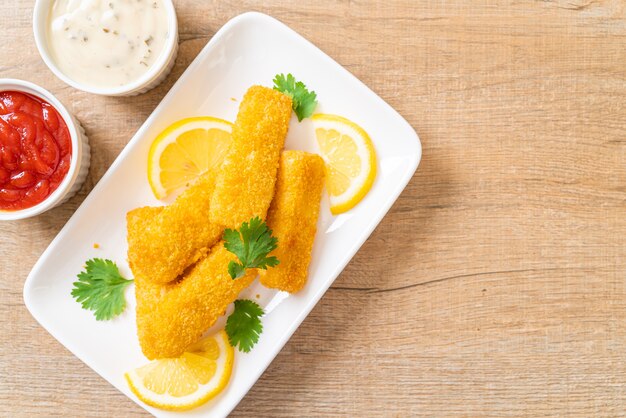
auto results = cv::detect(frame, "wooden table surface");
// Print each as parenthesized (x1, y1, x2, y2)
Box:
(1, 0, 625, 416)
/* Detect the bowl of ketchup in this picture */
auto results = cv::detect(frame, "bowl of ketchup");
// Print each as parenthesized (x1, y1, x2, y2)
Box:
(0, 79, 90, 220)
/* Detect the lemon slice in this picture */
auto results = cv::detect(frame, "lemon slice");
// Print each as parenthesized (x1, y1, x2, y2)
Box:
(312, 114, 377, 214)
(148, 117, 232, 199)
(125, 330, 234, 411)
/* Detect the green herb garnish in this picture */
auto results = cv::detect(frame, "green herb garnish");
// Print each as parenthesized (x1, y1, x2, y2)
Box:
(273, 73, 318, 121)
(225, 299, 264, 352)
(223, 217, 279, 279)
(71, 258, 133, 321)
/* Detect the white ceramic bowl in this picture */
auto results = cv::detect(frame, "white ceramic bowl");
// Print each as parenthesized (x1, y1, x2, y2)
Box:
(0, 79, 90, 220)
(32, 0, 179, 96)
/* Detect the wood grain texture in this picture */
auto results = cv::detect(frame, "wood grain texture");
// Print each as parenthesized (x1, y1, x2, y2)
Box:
(1, 0, 625, 416)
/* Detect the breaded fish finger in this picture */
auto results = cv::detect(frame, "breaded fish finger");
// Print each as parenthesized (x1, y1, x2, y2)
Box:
(127, 207, 177, 343)
(141, 243, 255, 359)
(128, 207, 255, 359)
(210, 86, 292, 228)
(260, 151, 325, 293)
(128, 171, 223, 284)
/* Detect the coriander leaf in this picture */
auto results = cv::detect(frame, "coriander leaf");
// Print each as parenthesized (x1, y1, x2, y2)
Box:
(273, 73, 318, 121)
(71, 258, 133, 321)
(223, 217, 280, 280)
(226, 299, 264, 352)
(273, 73, 296, 96)
(228, 261, 246, 280)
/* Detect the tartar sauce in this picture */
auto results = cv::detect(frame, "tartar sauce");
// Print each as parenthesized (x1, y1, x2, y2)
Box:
(47, 0, 169, 88)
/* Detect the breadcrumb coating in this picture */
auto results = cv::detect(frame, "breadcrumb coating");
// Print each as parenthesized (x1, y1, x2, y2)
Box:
(210, 86, 292, 228)
(128, 171, 223, 284)
(127, 207, 173, 354)
(260, 151, 325, 293)
(128, 206, 256, 359)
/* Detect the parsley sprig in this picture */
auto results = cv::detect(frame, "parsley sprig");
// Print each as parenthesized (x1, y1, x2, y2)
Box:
(223, 217, 279, 279)
(273, 73, 318, 121)
(71, 258, 133, 321)
(226, 299, 264, 352)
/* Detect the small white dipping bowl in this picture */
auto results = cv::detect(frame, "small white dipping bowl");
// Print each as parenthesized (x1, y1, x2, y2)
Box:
(0, 79, 90, 221)
(32, 0, 179, 96)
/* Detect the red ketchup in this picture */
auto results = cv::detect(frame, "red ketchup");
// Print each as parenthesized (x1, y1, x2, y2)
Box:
(0, 91, 72, 211)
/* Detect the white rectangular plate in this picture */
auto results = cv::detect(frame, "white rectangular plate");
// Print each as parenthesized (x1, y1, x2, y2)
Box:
(24, 12, 421, 417)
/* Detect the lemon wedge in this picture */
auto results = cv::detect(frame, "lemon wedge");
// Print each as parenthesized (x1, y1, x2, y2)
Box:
(125, 330, 234, 411)
(312, 114, 377, 214)
(147, 117, 232, 199)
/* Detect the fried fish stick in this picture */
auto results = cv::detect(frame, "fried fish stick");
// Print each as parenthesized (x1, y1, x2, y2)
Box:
(210, 86, 292, 228)
(140, 243, 255, 359)
(127, 207, 176, 340)
(260, 151, 325, 293)
(128, 207, 255, 359)
(128, 171, 223, 284)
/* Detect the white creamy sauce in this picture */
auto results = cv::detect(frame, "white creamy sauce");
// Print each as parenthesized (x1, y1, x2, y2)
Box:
(47, 0, 169, 88)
